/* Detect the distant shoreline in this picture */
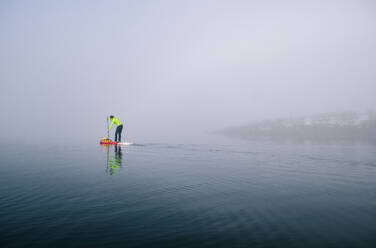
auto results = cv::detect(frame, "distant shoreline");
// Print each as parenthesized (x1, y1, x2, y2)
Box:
(215, 111, 376, 142)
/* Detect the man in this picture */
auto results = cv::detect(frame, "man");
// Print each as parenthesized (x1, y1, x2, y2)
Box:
(109, 115, 123, 142)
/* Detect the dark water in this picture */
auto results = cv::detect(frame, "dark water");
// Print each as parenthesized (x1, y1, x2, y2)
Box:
(1, 141, 376, 248)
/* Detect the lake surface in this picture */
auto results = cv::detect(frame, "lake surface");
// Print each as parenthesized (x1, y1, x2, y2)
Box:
(1, 140, 376, 247)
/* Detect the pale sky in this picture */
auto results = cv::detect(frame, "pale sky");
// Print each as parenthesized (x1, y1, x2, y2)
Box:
(1, 0, 375, 143)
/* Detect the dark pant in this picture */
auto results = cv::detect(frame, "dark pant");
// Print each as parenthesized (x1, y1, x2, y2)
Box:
(115, 125, 123, 142)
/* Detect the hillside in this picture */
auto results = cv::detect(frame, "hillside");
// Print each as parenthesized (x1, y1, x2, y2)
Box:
(216, 111, 376, 141)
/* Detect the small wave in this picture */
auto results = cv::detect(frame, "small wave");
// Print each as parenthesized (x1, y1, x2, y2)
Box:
(300, 154, 376, 168)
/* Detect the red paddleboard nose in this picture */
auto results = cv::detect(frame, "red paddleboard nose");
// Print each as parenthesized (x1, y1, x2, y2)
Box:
(100, 138, 118, 145)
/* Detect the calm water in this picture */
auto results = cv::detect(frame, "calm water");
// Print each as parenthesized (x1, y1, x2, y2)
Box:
(1, 140, 376, 248)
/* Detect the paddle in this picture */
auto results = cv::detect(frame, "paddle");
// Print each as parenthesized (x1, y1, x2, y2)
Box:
(106, 116, 110, 139)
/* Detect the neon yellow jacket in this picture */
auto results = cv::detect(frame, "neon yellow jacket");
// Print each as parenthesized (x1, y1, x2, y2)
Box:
(109, 117, 123, 131)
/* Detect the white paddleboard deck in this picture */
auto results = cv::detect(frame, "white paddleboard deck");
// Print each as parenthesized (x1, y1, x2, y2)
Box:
(118, 142, 133, 146)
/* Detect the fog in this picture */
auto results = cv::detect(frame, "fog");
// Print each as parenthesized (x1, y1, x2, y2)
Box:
(1, 0, 375, 143)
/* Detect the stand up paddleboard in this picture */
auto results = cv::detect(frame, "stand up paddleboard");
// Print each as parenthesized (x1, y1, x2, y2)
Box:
(100, 138, 133, 146)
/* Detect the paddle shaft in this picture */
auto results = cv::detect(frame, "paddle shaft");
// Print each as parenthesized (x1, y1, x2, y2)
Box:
(106, 116, 110, 139)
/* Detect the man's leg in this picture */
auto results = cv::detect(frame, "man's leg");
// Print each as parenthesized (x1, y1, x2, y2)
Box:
(115, 126, 120, 142)
(118, 125, 123, 142)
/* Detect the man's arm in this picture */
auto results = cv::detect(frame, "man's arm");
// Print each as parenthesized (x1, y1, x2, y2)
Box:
(109, 119, 114, 131)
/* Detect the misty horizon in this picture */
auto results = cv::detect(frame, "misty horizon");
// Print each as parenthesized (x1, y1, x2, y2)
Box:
(1, 1, 375, 143)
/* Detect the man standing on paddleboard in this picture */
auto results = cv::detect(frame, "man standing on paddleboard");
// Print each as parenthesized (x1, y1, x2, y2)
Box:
(109, 115, 123, 142)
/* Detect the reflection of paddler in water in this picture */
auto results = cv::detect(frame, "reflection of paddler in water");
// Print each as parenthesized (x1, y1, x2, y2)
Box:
(105, 145, 123, 175)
